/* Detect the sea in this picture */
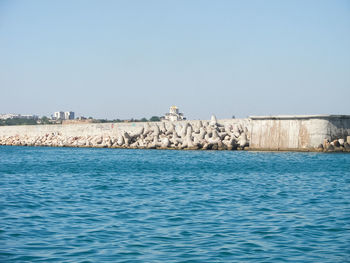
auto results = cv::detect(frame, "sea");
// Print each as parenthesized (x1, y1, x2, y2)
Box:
(0, 146, 349, 262)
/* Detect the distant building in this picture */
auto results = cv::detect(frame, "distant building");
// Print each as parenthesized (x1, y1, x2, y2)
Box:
(162, 106, 186, 121)
(0, 114, 19, 120)
(53, 111, 75, 120)
(64, 111, 75, 120)
(21, 114, 39, 120)
(0, 114, 38, 120)
(53, 111, 65, 120)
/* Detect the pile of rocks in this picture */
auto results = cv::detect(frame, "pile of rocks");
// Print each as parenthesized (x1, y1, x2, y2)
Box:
(317, 137, 350, 152)
(0, 116, 250, 150)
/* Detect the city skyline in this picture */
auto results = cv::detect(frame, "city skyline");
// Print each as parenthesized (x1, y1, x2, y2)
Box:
(1, 0, 349, 120)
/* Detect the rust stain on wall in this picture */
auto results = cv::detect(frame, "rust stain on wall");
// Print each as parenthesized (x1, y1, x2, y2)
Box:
(299, 122, 310, 148)
(265, 120, 279, 149)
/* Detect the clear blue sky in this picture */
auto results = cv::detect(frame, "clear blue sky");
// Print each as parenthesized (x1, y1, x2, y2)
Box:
(1, 0, 349, 119)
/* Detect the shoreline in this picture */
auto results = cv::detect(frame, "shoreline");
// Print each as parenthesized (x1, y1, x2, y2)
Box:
(1, 144, 349, 153)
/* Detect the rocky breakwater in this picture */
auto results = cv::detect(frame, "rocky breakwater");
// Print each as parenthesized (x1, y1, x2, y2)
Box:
(316, 136, 350, 153)
(0, 116, 250, 150)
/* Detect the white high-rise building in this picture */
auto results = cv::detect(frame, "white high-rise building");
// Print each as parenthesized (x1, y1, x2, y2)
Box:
(53, 111, 65, 120)
(53, 111, 75, 120)
(64, 111, 75, 120)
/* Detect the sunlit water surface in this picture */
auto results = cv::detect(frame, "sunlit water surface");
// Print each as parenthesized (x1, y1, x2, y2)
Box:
(0, 146, 349, 262)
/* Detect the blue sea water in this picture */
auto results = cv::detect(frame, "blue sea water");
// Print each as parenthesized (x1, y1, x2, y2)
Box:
(0, 146, 349, 263)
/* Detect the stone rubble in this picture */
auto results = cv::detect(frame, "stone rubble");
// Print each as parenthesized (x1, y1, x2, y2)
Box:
(0, 117, 250, 150)
(317, 138, 350, 152)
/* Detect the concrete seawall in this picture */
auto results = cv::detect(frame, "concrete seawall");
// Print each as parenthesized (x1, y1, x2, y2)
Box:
(0, 115, 349, 152)
(249, 115, 350, 151)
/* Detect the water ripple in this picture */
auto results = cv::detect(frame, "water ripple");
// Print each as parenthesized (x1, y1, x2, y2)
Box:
(0, 146, 350, 262)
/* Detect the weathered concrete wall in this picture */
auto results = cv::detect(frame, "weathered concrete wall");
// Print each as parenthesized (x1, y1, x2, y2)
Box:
(326, 117, 350, 140)
(249, 115, 350, 151)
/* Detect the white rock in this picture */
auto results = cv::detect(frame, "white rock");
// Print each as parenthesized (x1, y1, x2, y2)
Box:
(210, 115, 217, 126)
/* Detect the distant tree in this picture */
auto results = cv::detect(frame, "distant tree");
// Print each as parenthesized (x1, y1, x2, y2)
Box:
(1, 118, 37, 126)
(88, 116, 93, 119)
(41, 116, 50, 124)
(140, 117, 148, 122)
(149, 116, 160, 122)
